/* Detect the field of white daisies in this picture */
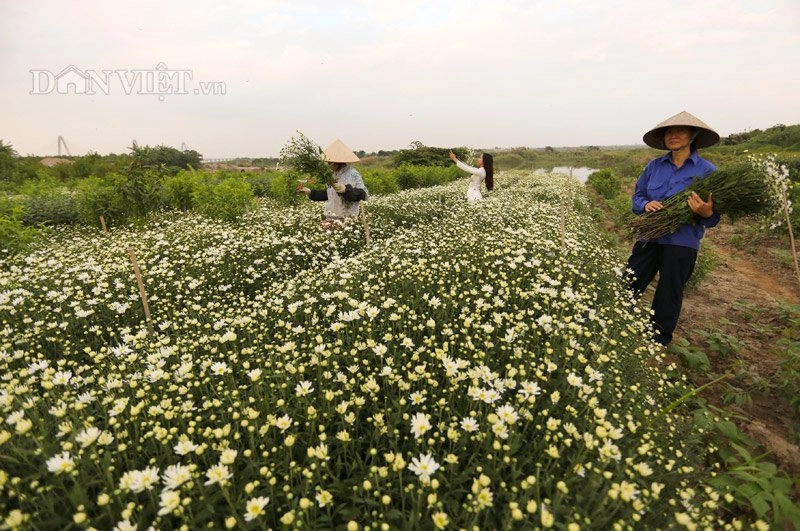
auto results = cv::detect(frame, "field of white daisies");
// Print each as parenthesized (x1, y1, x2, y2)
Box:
(1, 172, 743, 530)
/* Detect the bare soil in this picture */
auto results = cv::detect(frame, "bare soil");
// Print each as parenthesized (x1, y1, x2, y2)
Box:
(676, 223, 800, 477)
(594, 186, 800, 481)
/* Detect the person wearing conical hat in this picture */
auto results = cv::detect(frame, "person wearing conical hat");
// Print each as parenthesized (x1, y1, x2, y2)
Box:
(625, 111, 721, 347)
(297, 139, 369, 228)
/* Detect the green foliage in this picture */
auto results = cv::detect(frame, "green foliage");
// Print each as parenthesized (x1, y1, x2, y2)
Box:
(742, 124, 800, 151)
(118, 169, 165, 217)
(68, 152, 116, 180)
(242, 172, 271, 197)
(75, 175, 128, 226)
(3, 176, 78, 226)
(0, 140, 17, 182)
(128, 144, 202, 175)
(393, 163, 461, 189)
(278, 132, 333, 186)
(688, 400, 800, 528)
(392, 141, 470, 168)
(193, 175, 254, 221)
(776, 338, 800, 415)
(163, 170, 199, 211)
(241, 169, 302, 206)
(586, 168, 621, 199)
(361, 168, 400, 195)
(694, 326, 742, 356)
(21, 191, 79, 226)
(710, 440, 800, 525)
(493, 152, 529, 170)
(0, 200, 39, 255)
(668, 338, 711, 372)
(607, 194, 633, 227)
(7, 158, 42, 186)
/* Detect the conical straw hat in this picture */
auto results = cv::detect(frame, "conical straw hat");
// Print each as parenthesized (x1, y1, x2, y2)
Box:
(643, 111, 720, 150)
(323, 139, 360, 163)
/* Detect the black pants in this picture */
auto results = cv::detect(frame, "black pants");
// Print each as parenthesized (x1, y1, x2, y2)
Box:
(626, 241, 697, 346)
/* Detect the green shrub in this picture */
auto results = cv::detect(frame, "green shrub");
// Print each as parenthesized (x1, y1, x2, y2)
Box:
(163, 170, 199, 211)
(68, 153, 115, 179)
(244, 172, 271, 197)
(587, 169, 621, 199)
(0, 207, 39, 256)
(494, 152, 528, 170)
(75, 175, 128, 227)
(361, 168, 399, 195)
(393, 164, 420, 189)
(263, 170, 299, 205)
(391, 142, 469, 167)
(193, 175, 254, 221)
(21, 191, 79, 225)
(128, 144, 202, 175)
(607, 193, 633, 228)
(393, 164, 460, 190)
(117, 169, 165, 217)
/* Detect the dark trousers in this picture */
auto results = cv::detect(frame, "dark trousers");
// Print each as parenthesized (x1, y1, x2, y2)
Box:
(626, 241, 697, 346)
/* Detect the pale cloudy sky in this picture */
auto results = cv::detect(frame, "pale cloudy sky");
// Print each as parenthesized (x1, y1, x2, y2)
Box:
(1, 0, 798, 158)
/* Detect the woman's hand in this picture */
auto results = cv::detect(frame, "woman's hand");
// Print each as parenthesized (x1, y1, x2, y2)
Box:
(644, 200, 663, 213)
(332, 182, 346, 193)
(687, 191, 714, 218)
(296, 185, 311, 195)
(449, 151, 458, 162)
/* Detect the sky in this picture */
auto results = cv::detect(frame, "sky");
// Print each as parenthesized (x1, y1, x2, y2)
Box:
(1, 0, 799, 159)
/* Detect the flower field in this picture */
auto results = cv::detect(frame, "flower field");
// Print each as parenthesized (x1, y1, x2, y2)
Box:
(1, 172, 744, 529)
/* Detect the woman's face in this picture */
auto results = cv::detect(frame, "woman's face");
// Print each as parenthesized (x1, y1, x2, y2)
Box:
(664, 126, 693, 151)
(477, 155, 484, 168)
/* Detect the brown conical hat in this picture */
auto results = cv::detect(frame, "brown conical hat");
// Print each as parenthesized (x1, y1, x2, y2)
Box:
(643, 111, 720, 150)
(323, 139, 360, 163)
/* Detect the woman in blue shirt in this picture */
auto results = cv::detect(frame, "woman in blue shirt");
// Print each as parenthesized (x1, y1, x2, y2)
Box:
(627, 111, 720, 346)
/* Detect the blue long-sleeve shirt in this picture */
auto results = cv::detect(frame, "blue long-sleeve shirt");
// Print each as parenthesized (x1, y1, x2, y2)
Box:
(631, 151, 720, 250)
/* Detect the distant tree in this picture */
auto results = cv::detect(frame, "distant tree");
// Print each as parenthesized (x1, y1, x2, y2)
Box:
(392, 141, 470, 167)
(721, 124, 800, 149)
(69, 152, 116, 179)
(128, 144, 203, 175)
(0, 140, 18, 181)
(544, 146, 555, 153)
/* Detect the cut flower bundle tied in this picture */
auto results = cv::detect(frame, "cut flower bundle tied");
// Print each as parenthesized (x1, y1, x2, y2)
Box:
(628, 158, 785, 240)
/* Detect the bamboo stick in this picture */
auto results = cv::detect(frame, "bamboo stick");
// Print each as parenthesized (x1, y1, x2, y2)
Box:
(781, 186, 800, 289)
(127, 246, 154, 335)
(362, 203, 371, 248)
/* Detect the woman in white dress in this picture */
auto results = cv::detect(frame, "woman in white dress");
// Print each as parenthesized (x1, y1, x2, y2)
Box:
(449, 151, 494, 202)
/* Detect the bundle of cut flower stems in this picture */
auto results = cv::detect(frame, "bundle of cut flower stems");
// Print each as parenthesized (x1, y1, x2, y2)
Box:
(279, 132, 334, 187)
(628, 161, 778, 240)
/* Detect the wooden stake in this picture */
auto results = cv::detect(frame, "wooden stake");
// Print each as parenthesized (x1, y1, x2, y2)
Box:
(99, 215, 108, 235)
(361, 203, 371, 248)
(560, 197, 567, 250)
(781, 186, 800, 289)
(127, 246, 154, 335)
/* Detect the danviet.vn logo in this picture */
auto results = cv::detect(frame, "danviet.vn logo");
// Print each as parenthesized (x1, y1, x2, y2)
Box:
(30, 62, 226, 101)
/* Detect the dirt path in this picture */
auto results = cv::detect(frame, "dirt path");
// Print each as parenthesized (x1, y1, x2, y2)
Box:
(676, 223, 800, 477)
(591, 179, 800, 481)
